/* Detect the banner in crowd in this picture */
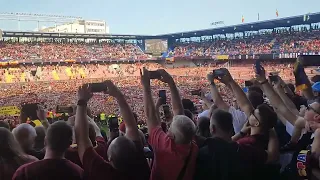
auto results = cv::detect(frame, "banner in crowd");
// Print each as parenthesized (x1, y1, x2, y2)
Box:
(216, 55, 229, 60)
(0, 106, 20, 116)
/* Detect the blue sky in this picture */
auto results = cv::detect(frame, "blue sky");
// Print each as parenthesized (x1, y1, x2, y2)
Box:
(0, 0, 319, 35)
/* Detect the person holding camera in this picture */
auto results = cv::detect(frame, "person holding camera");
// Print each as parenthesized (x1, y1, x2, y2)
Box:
(74, 81, 150, 180)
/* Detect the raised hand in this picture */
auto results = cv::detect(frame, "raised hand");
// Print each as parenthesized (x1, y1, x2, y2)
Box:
(157, 69, 174, 84)
(36, 104, 47, 121)
(105, 80, 122, 98)
(140, 67, 150, 87)
(216, 68, 233, 84)
(78, 84, 93, 103)
(255, 66, 267, 83)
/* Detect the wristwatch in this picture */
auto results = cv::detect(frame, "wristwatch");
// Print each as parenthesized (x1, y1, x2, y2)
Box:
(77, 100, 87, 107)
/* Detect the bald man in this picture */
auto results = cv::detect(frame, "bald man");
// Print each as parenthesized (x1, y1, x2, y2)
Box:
(13, 123, 44, 160)
(148, 115, 197, 180)
(141, 68, 198, 180)
(107, 136, 138, 171)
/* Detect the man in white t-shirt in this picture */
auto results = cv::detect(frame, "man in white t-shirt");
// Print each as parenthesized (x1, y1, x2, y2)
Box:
(198, 74, 248, 134)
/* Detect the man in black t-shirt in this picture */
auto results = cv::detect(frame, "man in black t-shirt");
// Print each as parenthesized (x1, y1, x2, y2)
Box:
(194, 109, 277, 180)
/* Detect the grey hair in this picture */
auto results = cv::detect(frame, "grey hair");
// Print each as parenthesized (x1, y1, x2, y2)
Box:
(170, 115, 196, 144)
(12, 123, 37, 139)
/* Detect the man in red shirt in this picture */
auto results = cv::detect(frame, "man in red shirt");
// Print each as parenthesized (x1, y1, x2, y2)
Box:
(12, 121, 84, 180)
(75, 81, 150, 180)
(141, 68, 198, 180)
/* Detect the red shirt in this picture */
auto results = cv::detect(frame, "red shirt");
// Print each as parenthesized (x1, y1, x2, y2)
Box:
(82, 145, 150, 180)
(12, 159, 84, 180)
(65, 136, 107, 167)
(0, 155, 37, 180)
(148, 126, 198, 180)
(237, 134, 269, 150)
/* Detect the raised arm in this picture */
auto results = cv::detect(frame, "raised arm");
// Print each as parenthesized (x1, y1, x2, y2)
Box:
(157, 69, 184, 116)
(36, 105, 50, 130)
(105, 80, 140, 142)
(207, 73, 229, 111)
(256, 68, 298, 125)
(141, 68, 161, 133)
(218, 68, 254, 117)
(274, 78, 299, 116)
(74, 84, 93, 163)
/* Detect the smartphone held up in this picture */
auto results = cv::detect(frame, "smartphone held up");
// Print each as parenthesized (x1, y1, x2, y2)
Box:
(88, 82, 108, 93)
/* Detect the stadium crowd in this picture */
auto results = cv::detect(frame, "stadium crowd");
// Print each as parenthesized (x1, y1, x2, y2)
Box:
(171, 29, 320, 57)
(1, 55, 320, 179)
(0, 24, 320, 180)
(0, 42, 149, 61)
(0, 28, 319, 62)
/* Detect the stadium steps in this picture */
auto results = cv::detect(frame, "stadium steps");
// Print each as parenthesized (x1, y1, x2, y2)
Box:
(136, 44, 145, 53)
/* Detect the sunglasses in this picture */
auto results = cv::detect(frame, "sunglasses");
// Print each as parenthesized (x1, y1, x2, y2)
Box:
(307, 105, 320, 115)
(249, 109, 260, 122)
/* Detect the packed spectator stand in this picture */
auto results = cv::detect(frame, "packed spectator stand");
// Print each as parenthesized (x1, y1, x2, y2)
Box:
(169, 28, 320, 57)
(1, 20, 320, 180)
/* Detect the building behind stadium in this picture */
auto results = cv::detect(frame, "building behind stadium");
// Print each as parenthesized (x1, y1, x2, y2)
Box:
(39, 19, 109, 34)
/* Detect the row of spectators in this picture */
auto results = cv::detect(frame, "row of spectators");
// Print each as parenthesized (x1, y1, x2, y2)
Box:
(0, 60, 315, 83)
(171, 30, 320, 57)
(0, 42, 149, 61)
(1, 29, 319, 62)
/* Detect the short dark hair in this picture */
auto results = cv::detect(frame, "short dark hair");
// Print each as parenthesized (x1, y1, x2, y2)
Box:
(0, 121, 10, 130)
(182, 99, 196, 113)
(211, 109, 233, 133)
(248, 91, 264, 109)
(248, 86, 263, 95)
(46, 121, 73, 153)
(257, 104, 277, 131)
(184, 109, 194, 120)
(197, 116, 210, 138)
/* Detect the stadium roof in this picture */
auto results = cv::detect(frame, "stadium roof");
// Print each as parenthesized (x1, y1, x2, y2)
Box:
(2, 31, 155, 39)
(157, 12, 320, 38)
(1, 12, 320, 40)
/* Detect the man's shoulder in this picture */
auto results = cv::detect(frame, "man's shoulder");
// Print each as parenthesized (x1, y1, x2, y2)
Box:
(200, 138, 238, 154)
(63, 159, 84, 171)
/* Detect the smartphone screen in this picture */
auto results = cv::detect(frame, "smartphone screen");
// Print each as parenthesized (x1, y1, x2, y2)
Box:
(159, 90, 167, 104)
(89, 83, 107, 92)
(56, 105, 73, 113)
(244, 81, 253, 87)
(299, 55, 320, 66)
(255, 60, 262, 74)
(21, 103, 39, 120)
(213, 69, 225, 77)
